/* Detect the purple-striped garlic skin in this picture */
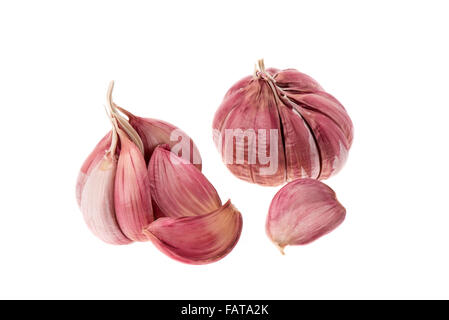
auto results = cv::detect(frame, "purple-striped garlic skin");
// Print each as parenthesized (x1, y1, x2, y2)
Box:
(144, 201, 243, 265)
(76, 132, 112, 207)
(76, 81, 243, 264)
(114, 129, 153, 242)
(213, 76, 287, 185)
(80, 152, 132, 245)
(145, 145, 242, 264)
(148, 145, 221, 218)
(77, 130, 131, 245)
(117, 107, 202, 170)
(266, 179, 345, 254)
(213, 60, 353, 186)
(118, 107, 204, 220)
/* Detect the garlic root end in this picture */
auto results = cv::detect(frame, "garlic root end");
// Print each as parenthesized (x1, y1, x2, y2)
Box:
(274, 242, 286, 255)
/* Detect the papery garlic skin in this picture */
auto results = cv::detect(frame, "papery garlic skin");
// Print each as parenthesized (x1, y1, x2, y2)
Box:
(214, 78, 287, 185)
(146, 145, 242, 264)
(213, 60, 353, 186)
(148, 145, 221, 218)
(80, 152, 131, 245)
(266, 179, 345, 253)
(144, 200, 243, 265)
(76, 81, 243, 265)
(114, 129, 153, 241)
(117, 107, 202, 170)
(76, 132, 112, 207)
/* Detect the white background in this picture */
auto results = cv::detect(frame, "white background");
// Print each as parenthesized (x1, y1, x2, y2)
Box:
(0, 0, 448, 299)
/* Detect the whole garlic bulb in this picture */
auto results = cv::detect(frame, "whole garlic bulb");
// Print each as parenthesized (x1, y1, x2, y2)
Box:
(213, 59, 354, 186)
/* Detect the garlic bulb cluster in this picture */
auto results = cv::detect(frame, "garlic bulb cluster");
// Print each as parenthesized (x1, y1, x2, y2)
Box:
(77, 58, 354, 262)
(266, 179, 346, 254)
(76, 82, 242, 264)
(213, 59, 354, 186)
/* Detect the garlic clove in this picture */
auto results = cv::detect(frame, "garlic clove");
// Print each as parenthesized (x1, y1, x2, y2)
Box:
(214, 80, 286, 186)
(144, 200, 243, 265)
(114, 128, 153, 241)
(148, 145, 221, 218)
(213, 75, 253, 133)
(222, 75, 253, 100)
(276, 88, 352, 180)
(76, 132, 112, 207)
(272, 68, 324, 93)
(294, 108, 350, 179)
(266, 179, 345, 253)
(80, 151, 131, 245)
(276, 99, 321, 180)
(275, 72, 353, 180)
(287, 92, 354, 148)
(116, 106, 202, 170)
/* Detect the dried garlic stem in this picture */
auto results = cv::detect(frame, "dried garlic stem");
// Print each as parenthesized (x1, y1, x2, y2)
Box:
(253, 63, 258, 79)
(113, 104, 134, 119)
(258, 59, 266, 73)
(103, 105, 119, 156)
(105, 81, 144, 154)
(108, 117, 119, 156)
(254, 58, 275, 82)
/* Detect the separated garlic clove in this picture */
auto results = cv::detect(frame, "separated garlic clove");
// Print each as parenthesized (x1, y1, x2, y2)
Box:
(147, 145, 244, 264)
(76, 132, 112, 207)
(116, 106, 202, 169)
(114, 128, 154, 241)
(148, 145, 221, 218)
(266, 179, 345, 254)
(79, 129, 131, 245)
(144, 200, 243, 265)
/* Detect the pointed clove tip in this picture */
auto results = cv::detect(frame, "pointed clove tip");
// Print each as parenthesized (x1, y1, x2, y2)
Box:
(141, 228, 153, 241)
(275, 242, 286, 255)
(108, 80, 115, 93)
(114, 104, 134, 119)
